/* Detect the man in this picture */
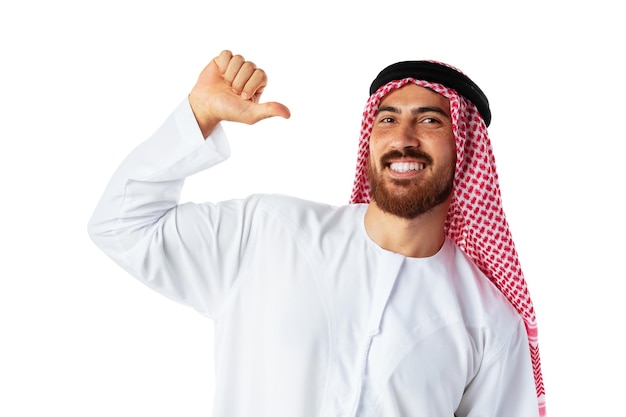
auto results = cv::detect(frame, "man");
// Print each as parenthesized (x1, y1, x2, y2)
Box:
(88, 50, 546, 416)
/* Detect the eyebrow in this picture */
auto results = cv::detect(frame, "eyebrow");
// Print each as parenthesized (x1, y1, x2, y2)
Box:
(377, 105, 450, 118)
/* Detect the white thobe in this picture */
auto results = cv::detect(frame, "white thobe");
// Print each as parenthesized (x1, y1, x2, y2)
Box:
(88, 99, 540, 417)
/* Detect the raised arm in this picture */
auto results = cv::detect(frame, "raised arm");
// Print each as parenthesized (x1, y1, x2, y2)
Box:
(87, 50, 289, 317)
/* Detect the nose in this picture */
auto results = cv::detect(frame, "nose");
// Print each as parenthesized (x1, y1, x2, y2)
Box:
(390, 121, 420, 150)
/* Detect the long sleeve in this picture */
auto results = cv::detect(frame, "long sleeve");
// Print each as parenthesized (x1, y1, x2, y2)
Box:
(455, 318, 540, 417)
(87, 98, 255, 318)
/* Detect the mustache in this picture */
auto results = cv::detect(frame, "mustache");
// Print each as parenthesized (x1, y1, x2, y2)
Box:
(379, 148, 433, 166)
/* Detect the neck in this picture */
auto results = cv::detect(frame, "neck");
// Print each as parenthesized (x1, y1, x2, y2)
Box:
(364, 199, 450, 258)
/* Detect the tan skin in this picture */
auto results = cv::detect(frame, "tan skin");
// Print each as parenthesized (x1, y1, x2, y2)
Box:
(189, 51, 455, 259)
(364, 84, 456, 258)
(189, 50, 291, 137)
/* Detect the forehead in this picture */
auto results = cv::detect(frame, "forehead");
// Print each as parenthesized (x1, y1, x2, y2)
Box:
(378, 83, 450, 110)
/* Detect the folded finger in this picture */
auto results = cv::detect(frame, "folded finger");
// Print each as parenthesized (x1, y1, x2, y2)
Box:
(232, 62, 261, 94)
(223, 54, 246, 86)
(240, 68, 268, 101)
(213, 50, 233, 74)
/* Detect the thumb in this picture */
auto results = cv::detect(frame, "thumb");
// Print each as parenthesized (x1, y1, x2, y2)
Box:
(246, 101, 291, 124)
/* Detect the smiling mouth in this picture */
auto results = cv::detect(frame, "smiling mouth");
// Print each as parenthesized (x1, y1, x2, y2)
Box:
(389, 161, 427, 172)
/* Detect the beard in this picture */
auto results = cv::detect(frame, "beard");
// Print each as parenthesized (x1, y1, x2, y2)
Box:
(367, 148, 455, 219)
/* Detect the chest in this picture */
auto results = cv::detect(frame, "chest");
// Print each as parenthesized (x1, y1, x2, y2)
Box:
(216, 243, 481, 415)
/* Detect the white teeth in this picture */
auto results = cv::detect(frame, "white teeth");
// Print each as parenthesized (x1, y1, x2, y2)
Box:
(390, 162, 426, 172)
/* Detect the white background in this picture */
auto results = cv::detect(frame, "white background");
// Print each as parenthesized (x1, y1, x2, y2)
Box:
(1, 0, 623, 415)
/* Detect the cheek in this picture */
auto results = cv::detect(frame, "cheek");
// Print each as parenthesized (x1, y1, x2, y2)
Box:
(447, 144, 457, 165)
(444, 136, 457, 165)
(369, 126, 388, 148)
(367, 151, 377, 172)
(368, 138, 383, 164)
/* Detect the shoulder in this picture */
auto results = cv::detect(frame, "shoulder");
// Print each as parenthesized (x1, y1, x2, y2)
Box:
(249, 194, 368, 246)
(256, 194, 365, 225)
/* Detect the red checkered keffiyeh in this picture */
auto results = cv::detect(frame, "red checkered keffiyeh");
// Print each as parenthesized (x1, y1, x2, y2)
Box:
(349, 74, 546, 416)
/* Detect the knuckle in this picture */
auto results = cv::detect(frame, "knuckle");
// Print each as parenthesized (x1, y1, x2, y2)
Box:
(241, 61, 257, 71)
(255, 68, 267, 78)
(231, 54, 245, 63)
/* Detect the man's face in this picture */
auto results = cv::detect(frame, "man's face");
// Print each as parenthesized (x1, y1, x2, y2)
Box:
(367, 84, 456, 219)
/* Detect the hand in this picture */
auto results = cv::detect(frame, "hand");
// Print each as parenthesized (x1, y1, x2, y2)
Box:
(189, 50, 291, 138)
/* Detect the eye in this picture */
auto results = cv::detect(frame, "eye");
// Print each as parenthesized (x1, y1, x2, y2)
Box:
(421, 116, 441, 125)
(376, 115, 396, 124)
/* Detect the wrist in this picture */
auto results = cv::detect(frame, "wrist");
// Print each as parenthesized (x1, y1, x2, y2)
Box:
(188, 94, 219, 139)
